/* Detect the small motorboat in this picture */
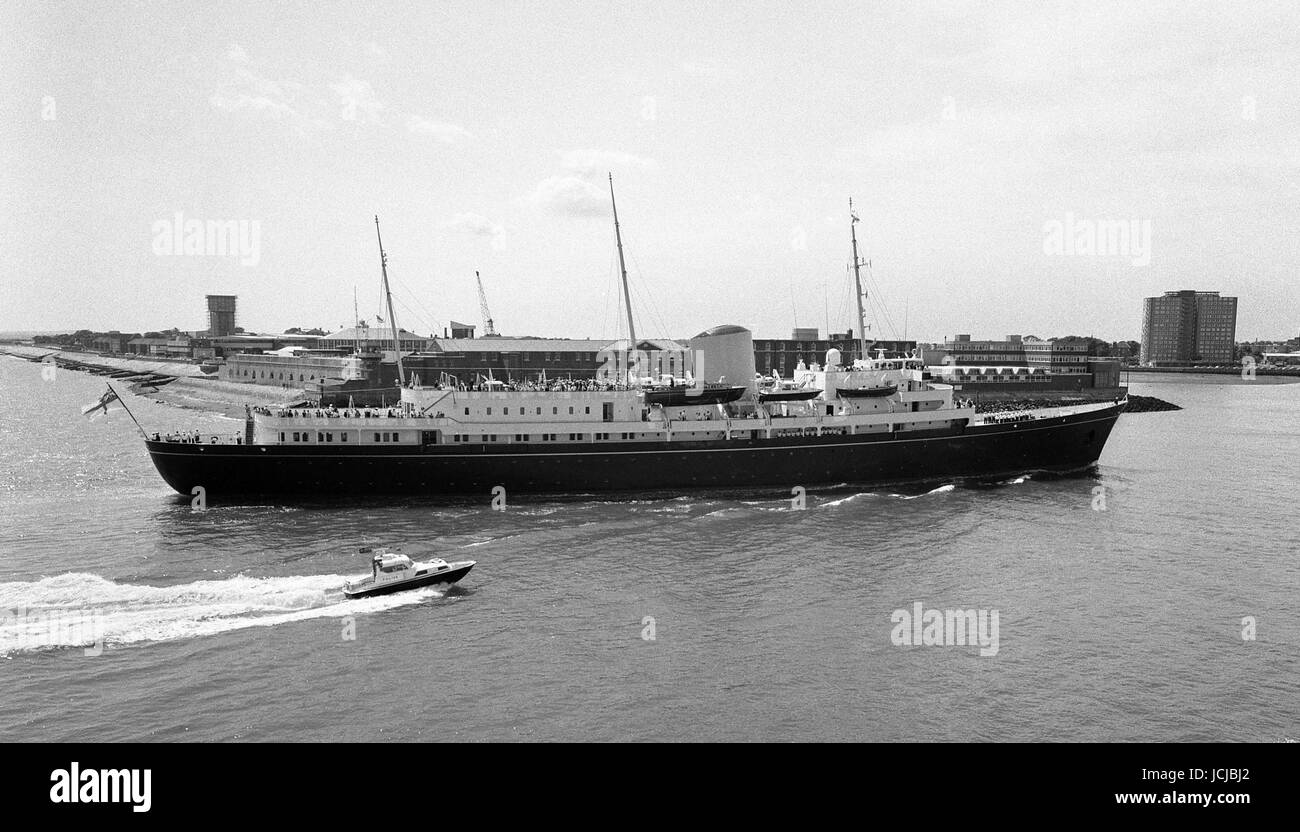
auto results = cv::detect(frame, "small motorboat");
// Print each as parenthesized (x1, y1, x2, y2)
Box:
(757, 386, 821, 403)
(642, 384, 747, 407)
(343, 548, 475, 598)
(836, 383, 897, 398)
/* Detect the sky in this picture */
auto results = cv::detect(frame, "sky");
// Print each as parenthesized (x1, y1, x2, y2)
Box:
(2, 0, 1297, 343)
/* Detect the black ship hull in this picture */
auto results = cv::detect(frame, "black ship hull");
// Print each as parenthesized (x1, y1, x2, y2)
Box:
(144, 404, 1124, 499)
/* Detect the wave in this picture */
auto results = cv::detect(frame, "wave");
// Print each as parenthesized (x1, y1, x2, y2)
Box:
(0, 572, 445, 656)
(888, 483, 957, 500)
(822, 493, 870, 507)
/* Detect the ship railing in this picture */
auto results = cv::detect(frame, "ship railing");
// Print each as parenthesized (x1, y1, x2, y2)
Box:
(153, 432, 249, 446)
(261, 407, 440, 420)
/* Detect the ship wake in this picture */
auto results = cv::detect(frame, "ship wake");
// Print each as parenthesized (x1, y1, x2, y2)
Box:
(0, 572, 445, 656)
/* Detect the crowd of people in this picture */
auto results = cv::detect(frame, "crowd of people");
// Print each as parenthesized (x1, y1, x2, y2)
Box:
(441, 378, 639, 393)
(982, 412, 1036, 424)
(154, 431, 243, 444)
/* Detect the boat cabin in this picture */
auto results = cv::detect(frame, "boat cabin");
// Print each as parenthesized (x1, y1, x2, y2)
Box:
(372, 551, 414, 577)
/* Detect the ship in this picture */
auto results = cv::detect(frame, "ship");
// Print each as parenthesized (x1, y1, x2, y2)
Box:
(137, 185, 1125, 500)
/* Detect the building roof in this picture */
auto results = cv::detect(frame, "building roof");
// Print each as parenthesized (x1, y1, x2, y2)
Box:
(426, 338, 611, 353)
(323, 327, 427, 341)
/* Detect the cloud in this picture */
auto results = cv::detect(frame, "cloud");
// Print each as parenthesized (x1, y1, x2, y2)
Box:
(407, 115, 472, 143)
(527, 176, 608, 216)
(208, 90, 298, 120)
(561, 149, 654, 176)
(446, 212, 504, 236)
(209, 50, 472, 140)
(210, 48, 327, 133)
(524, 148, 652, 215)
(331, 75, 384, 124)
(445, 212, 508, 248)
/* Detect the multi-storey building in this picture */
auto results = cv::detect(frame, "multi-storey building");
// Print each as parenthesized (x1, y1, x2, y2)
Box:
(1140, 290, 1238, 365)
(751, 329, 916, 376)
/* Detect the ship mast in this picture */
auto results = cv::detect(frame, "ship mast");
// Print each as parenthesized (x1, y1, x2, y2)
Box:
(374, 216, 405, 387)
(849, 198, 870, 363)
(609, 174, 637, 370)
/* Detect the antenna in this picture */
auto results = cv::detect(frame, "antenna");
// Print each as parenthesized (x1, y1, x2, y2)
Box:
(849, 198, 872, 362)
(609, 173, 637, 349)
(374, 216, 405, 387)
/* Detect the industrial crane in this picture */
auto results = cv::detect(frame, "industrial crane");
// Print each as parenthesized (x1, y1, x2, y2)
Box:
(475, 271, 498, 337)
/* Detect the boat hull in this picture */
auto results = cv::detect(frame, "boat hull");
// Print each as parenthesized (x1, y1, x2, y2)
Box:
(145, 404, 1124, 499)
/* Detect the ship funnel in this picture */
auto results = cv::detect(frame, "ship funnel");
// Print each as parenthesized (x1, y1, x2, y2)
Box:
(687, 324, 757, 398)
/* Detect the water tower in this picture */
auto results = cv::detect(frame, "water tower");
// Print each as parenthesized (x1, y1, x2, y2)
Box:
(206, 295, 237, 336)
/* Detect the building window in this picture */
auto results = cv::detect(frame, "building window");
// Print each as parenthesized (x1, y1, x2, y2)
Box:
(374, 432, 381, 442)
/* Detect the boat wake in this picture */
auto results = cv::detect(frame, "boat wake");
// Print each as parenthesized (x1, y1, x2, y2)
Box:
(822, 483, 956, 506)
(822, 493, 872, 507)
(0, 572, 446, 657)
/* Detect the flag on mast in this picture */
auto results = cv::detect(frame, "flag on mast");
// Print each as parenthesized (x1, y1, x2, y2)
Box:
(81, 386, 120, 419)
